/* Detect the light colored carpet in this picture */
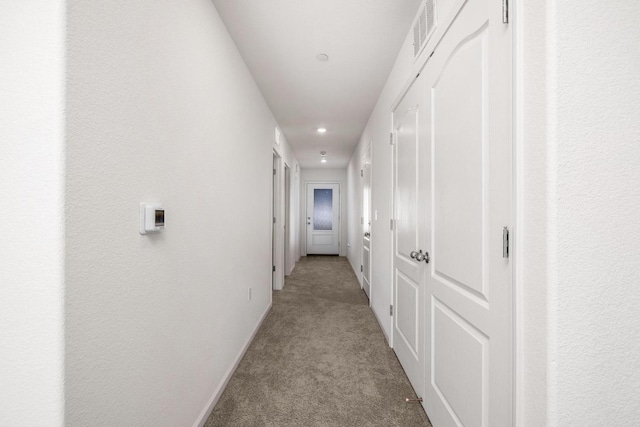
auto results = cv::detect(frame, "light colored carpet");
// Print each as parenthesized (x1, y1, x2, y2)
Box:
(205, 256, 431, 427)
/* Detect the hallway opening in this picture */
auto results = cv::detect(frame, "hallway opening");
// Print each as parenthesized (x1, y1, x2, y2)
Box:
(206, 256, 430, 426)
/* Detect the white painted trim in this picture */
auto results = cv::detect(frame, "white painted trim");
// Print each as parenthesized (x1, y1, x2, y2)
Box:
(388, 114, 395, 349)
(372, 302, 391, 347)
(272, 151, 285, 291)
(513, 0, 523, 424)
(367, 142, 373, 309)
(191, 302, 272, 427)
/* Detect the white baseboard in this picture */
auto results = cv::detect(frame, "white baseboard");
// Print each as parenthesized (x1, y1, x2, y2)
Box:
(372, 305, 391, 347)
(192, 302, 272, 427)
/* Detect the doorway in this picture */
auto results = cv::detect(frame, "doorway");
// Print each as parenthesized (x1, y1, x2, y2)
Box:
(272, 152, 285, 291)
(284, 164, 291, 274)
(272, 154, 278, 290)
(361, 155, 372, 300)
(389, 0, 514, 423)
(391, 71, 428, 401)
(305, 182, 340, 255)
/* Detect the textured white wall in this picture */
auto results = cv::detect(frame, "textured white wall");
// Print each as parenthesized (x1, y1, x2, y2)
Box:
(548, 1, 640, 424)
(517, 1, 640, 425)
(300, 168, 348, 257)
(65, 0, 286, 425)
(0, 1, 66, 425)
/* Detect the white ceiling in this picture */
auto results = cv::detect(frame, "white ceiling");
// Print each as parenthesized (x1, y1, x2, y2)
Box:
(212, 0, 422, 168)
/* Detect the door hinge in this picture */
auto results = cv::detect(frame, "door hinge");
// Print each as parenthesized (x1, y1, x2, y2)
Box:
(390, 305, 394, 316)
(273, 168, 276, 176)
(390, 132, 395, 145)
(503, 226, 510, 258)
(360, 265, 363, 272)
(273, 217, 276, 224)
(390, 219, 395, 230)
(272, 265, 276, 272)
(361, 169, 364, 177)
(502, 0, 509, 24)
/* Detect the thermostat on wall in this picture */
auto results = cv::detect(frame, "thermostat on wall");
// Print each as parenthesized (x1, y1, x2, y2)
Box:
(140, 203, 165, 235)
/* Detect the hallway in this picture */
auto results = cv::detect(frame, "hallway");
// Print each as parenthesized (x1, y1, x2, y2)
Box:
(205, 256, 430, 426)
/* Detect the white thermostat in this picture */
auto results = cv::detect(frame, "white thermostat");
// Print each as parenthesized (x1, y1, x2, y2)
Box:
(140, 203, 165, 234)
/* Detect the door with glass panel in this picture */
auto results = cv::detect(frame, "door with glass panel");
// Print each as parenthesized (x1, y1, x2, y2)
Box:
(306, 183, 340, 255)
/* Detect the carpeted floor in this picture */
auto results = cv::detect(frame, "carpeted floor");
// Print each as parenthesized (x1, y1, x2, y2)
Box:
(205, 256, 431, 427)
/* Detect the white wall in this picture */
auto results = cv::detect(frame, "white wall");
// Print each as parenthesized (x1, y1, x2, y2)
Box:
(517, 0, 640, 425)
(300, 168, 348, 257)
(64, 0, 291, 425)
(0, 2, 66, 425)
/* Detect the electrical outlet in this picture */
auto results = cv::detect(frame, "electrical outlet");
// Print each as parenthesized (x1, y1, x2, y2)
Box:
(248, 287, 252, 301)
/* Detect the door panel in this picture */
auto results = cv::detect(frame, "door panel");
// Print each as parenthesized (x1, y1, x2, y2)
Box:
(423, 0, 512, 424)
(396, 272, 419, 356)
(392, 73, 428, 399)
(363, 242, 371, 297)
(432, 298, 487, 427)
(433, 26, 487, 298)
(306, 183, 340, 255)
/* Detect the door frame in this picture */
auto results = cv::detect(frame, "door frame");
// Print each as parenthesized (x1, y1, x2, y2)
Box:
(361, 144, 372, 301)
(389, 72, 428, 400)
(302, 181, 341, 256)
(284, 163, 291, 275)
(272, 151, 285, 291)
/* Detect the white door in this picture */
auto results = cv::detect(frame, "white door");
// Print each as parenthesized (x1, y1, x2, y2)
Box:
(272, 155, 277, 288)
(392, 72, 428, 399)
(362, 162, 372, 299)
(423, 0, 512, 425)
(306, 183, 340, 255)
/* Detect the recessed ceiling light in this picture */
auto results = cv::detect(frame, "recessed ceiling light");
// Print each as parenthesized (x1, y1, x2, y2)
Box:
(321, 158, 327, 163)
(320, 151, 327, 163)
(317, 128, 327, 133)
(316, 53, 329, 62)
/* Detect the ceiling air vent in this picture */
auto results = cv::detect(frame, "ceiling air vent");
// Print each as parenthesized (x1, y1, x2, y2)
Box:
(412, 0, 437, 59)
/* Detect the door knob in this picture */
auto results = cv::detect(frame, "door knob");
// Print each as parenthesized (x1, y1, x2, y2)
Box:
(415, 250, 430, 263)
(364, 232, 370, 238)
(410, 251, 418, 259)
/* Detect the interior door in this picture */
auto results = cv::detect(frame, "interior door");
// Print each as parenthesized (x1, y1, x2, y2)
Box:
(306, 183, 340, 255)
(392, 72, 428, 399)
(272, 154, 277, 288)
(362, 162, 372, 299)
(423, 0, 513, 425)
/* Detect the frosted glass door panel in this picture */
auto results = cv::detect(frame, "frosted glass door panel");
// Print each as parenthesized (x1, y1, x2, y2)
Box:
(313, 189, 333, 230)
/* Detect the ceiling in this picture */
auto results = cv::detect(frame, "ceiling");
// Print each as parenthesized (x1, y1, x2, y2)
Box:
(212, 0, 422, 168)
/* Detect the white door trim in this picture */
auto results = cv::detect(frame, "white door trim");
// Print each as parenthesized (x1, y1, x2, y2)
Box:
(272, 151, 285, 291)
